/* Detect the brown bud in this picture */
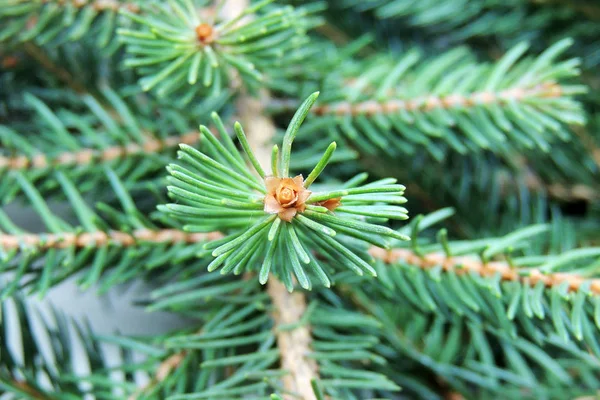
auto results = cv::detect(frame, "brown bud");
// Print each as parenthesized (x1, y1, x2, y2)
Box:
(195, 23, 214, 43)
(263, 175, 311, 222)
(317, 197, 342, 212)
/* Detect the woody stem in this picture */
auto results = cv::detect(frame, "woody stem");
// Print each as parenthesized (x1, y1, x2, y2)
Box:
(226, 1, 318, 394)
(238, 92, 319, 400)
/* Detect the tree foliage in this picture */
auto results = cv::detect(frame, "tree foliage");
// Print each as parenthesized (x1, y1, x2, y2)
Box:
(1, 0, 600, 399)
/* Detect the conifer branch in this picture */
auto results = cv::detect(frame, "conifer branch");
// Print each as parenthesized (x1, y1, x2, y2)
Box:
(270, 82, 565, 117)
(0, 132, 199, 171)
(0, 229, 221, 250)
(118, 0, 320, 102)
(1, 1, 140, 68)
(369, 247, 600, 295)
(271, 40, 585, 161)
(0, 89, 214, 201)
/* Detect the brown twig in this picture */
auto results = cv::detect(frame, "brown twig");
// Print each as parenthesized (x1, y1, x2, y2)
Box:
(0, 132, 199, 170)
(269, 82, 564, 117)
(0, 229, 222, 250)
(10, 379, 48, 399)
(369, 247, 600, 295)
(267, 279, 319, 400)
(7, 227, 597, 296)
(127, 351, 187, 400)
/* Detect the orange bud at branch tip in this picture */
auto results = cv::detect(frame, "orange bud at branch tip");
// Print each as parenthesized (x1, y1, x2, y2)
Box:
(195, 23, 214, 43)
(263, 175, 311, 222)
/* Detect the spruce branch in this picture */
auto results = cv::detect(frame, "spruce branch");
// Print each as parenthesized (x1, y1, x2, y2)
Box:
(118, 0, 322, 103)
(335, 211, 600, 397)
(338, 0, 599, 42)
(162, 93, 410, 290)
(272, 40, 585, 157)
(0, 170, 221, 297)
(2, 0, 600, 397)
(273, 82, 566, 117)
(369, 247, 600, 295)
(0, 0, 133, 47)
(0, 88, 210, 202)
(347, 284, 600, 399)
(0, 131, 199, 171)
(144, 274, 399, 397)
(357, 212, 600, 347)
(145, 256, 398, 398)
(0, 228, 220, 250)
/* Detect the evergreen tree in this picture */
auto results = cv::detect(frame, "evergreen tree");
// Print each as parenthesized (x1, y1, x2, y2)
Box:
(1, 0, 600, 399)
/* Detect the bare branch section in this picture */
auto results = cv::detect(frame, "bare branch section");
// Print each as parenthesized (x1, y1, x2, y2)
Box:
(0, 229, 222, 250)
(269, 82, 564, 116)
(370, 247, 600, 295)
(268, 279, 319, 400)
(0, 132, 199, 170)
